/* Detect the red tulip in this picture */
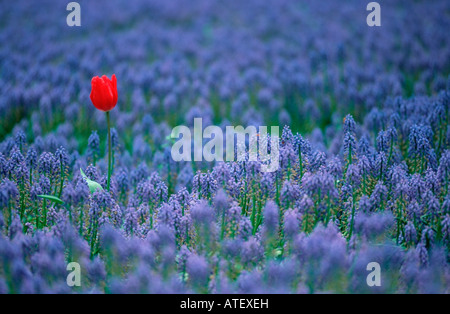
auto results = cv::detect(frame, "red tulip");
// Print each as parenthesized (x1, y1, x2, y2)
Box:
(89, 74, 118, 192)
(90, 74, 118, 112)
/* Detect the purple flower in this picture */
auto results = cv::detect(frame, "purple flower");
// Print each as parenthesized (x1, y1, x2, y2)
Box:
(438, 150, 450, 184)
(14, 161, 28, 182)
(404, 221, 418, 245)
(358, 195, 372, 213)
(421, 227, 435, 246)
(10, 145, 25, 166)
(0, 154, 7, 178)
(238, 216, 253, 240)
(111, 127, 119, 150)
(263, 201, 279, 235)
(327, 156, 343, 179)
(193, 171, 218, 199)
(0, 179, 19, 206)
(370, 181, 388, 208)
(131, 162, 150, 185)
(346, 164, 361, 187)
(213, 189, 229, 218)
(89, 190, 113, 223)
(87, 131, 100, 162)
(186, 254, 210, 288)
(281, 180, 301, 207)
(26, 146, 38, 170)
(241, 237, 264, 266)
(357, 135, 373, 158)
(265, 258, 298, 292)
(14, 131, 27, 150)
(190, 200, 214, 226)
(377, 130, 389, 153)
(416, 242, 428, 267)
(408, 125, 432, 158)
(158, 201, 181, 233)
(87, 257, 107, 283)
(38, 152, 57, 177)
(283, 209, 300, 238)
(343, 114, 356, 134)
(176, 245, 191, 272)
(442, 215, 450, 245)
(176, 164, 194, 192)
(55, 146, 69, 170)
(237, 270, 263, 294)
(280, 144, 297, 170)
(354, 212, 394, 239)
(115, 168, 129, 193)
(124, 206, 139, 236)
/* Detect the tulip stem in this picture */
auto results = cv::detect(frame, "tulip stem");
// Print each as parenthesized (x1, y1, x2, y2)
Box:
(106, 111, 112, 192)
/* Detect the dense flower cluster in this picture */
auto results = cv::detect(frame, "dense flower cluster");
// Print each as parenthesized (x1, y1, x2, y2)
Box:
(0, 0, 450, 293)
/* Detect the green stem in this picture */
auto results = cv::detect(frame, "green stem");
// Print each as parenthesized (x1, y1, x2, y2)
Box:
(275, 173, 280, 206)
(43, 199, 47, 227)
(34, 201, 39, 229)
(298, 148, 303, 179)
(348, 144, 352, 165)
(106, 111, 112, 192)
(325, 192, 331, 226)
(362, 172, 366, 195)
(7, 201, 12, 231)
(90, 220, 99, 259)
(220, 209, 226, 240)
(58, 156, 65, 198)
(20, 181, 25, 221)
(150, 204, 154, 229)
(348, 192, 356, 240)
(387, 138, 394, 166)
(251, 194, 256, 235)
(79, 208, 83, 236)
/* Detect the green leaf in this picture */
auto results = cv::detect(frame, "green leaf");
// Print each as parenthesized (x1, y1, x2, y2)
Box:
(37, 195, 64, 205)
(275, 249, 283, 257)
(80, 168, 104, 194)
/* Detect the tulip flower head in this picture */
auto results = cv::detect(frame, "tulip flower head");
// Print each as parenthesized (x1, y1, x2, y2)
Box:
(90, 74, 118, 112)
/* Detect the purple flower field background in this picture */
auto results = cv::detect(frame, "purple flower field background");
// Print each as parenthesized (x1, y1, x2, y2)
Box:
(1, 0, 450, 293)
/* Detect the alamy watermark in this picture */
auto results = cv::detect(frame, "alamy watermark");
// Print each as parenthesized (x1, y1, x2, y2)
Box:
(66, 262, 81, 287)
(366, 262, 381, 287)
(66, 2, 380, 28)
(171, 118, 280, 173)
(66, 2, 81, 27)
(366, 2, 381, 27)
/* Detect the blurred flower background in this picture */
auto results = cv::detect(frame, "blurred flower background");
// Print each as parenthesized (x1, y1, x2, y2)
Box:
(0, 0, 449, 293)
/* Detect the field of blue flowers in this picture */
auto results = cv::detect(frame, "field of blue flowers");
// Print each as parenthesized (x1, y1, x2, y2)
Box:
(0, 0, 450, 294)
